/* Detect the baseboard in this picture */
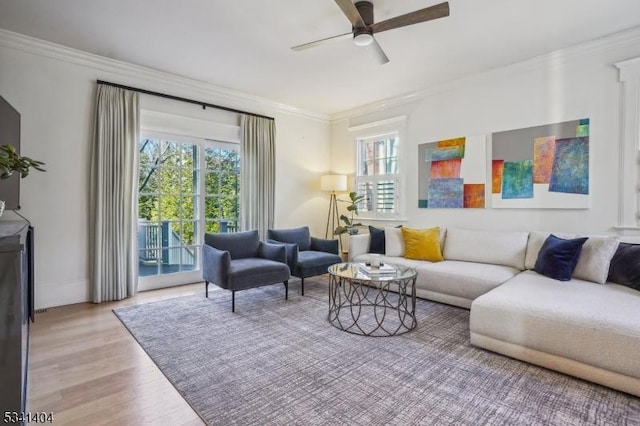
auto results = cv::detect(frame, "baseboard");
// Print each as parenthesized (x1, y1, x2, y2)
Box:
(35, 279, 90, 309)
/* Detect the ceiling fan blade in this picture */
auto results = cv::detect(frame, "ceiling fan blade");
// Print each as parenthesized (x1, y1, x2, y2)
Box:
(334, 0, 366, 28)
(370, 2, 449, 34)
(370, 37, 389, 64)
(291, 32, 352, 51)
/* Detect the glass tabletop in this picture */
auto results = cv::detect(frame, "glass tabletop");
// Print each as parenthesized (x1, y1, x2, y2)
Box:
(328, 262, 417, 282)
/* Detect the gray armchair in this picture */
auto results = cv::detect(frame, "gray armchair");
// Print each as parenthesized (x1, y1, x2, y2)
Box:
(203, 230, 290, 312)
(267, 226, 342, 295)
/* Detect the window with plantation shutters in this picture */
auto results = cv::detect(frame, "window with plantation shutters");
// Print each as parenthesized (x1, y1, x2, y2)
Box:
(355, 133, 400, 218)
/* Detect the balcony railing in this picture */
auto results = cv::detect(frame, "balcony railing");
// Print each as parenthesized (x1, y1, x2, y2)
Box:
(138, 220, 195, 275)
(137, 219, 237, 276)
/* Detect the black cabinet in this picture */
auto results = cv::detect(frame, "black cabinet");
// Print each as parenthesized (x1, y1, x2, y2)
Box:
(0, 221, 33, 419)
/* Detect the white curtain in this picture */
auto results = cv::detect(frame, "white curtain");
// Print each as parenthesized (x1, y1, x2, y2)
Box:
(240, 114, 275, 239)
(90, 85, 139, 303)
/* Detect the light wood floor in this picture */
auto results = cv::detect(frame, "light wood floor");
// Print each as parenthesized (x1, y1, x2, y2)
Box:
(27, 283, 208, 425)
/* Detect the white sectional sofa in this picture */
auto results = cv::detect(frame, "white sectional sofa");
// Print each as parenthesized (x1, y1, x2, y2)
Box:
(348, 227, 640, 397)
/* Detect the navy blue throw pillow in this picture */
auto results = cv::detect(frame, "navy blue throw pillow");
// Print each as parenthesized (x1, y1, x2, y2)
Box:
(607, 243, 640, 291)
(534, 234, 588, 281)
(368, 226, 385, 254)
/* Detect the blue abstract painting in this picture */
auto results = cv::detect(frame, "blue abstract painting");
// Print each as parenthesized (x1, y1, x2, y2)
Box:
(502, 160, 534, 199)
(427, 178, 464, 208)
(492, 118, 589, 208)
(548, 137, 589, 194)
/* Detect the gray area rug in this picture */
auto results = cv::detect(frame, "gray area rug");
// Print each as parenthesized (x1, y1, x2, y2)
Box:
(114, 278, 640, 425)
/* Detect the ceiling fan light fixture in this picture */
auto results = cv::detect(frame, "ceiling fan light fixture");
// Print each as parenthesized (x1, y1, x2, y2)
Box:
(353, 30, 373, 46)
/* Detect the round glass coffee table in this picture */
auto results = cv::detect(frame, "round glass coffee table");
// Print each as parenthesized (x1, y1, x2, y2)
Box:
(327, 262, 417, 337)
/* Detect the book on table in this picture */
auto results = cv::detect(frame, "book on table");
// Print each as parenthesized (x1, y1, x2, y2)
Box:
(359, 263, 396, 275)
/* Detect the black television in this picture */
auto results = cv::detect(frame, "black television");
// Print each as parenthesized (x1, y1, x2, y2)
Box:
(0, 95, 21, 210)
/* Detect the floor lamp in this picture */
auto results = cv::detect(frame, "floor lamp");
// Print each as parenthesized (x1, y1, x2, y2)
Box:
(321, 174, 347, 239)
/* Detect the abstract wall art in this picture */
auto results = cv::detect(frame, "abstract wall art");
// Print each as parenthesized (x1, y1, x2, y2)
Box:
(491, 119, 589, 209)
(418, 135, 486, 209)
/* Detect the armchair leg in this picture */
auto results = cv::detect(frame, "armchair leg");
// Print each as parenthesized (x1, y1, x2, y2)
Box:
(284, 280, 288, 300)
(301, 277, 305, 296)
(232, 290, 235, 313)
(205, 281, 209, 298)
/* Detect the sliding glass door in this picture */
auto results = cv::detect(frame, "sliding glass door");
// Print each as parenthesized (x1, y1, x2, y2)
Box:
(204, 146, 240, 234)
(137, 132, 239, 290)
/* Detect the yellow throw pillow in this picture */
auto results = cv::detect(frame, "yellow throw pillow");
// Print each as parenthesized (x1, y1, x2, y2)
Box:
(401, 226, 444, 262)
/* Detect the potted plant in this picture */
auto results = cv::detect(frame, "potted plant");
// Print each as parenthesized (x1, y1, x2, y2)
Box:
(0, 144, 45, 217)
(334, 191, 365, 236)
(0, 144, 46, 179)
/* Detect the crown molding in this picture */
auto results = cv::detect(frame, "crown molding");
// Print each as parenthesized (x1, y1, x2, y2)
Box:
(615, 56, 640, 81)
(0, 29, 329, 123)
(331, 25, 640, 121)
(347, 115, 406, 132)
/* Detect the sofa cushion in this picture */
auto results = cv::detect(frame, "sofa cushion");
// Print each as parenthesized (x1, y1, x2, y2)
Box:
(385, 227, 405, 257)
(402, 226, 443, 262)
(470, 270, 640, 381)
(525, 231, 620, 284)
(349, 255, 519, 307)
(414, 260, 520, 303)
(534, 234, 588, 281)
(348, 233, 371, 261)
(368, 226, 385, 254)
(607, 243, 640, 291)
(443, 228, 529, 270)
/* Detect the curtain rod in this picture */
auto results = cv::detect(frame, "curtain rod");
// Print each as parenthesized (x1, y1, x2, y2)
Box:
(96, 80, 274, 121)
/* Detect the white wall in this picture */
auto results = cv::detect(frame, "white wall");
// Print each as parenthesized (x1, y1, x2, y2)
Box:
(331, 28, 640, 236)
(0, 31, 331, 309)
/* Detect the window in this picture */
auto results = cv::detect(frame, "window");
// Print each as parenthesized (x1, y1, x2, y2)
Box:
(137, 133, 240, 284)
(355, 133, 400, 218)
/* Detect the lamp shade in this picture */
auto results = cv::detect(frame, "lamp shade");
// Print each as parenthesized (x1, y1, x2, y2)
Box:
(320, 174, 347, 192)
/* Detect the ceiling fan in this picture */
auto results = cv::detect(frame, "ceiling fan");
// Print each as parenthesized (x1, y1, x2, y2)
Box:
(291, 0, 450, 64)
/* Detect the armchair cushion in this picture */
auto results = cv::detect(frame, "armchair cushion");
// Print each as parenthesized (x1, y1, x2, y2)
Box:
(295, 251, 342, 278)
(227, 258, 290, 291)
(258, 241, 287, 264)
(267, 239, 299, 271)
(267, 227, 311, 251)
(205, 230, 259, 259)
(310, 236, 339, 255)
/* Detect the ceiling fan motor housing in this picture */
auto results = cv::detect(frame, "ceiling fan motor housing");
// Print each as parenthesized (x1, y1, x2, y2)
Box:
(354, 1, 374, 26)
(353, 1, 374, 45)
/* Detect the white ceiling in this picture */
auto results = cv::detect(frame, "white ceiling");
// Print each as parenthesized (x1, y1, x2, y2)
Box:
(1, 0, 640, 115)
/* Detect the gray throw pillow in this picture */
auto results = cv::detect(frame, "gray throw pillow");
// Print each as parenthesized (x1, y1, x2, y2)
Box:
(572, 235, 620, 284)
